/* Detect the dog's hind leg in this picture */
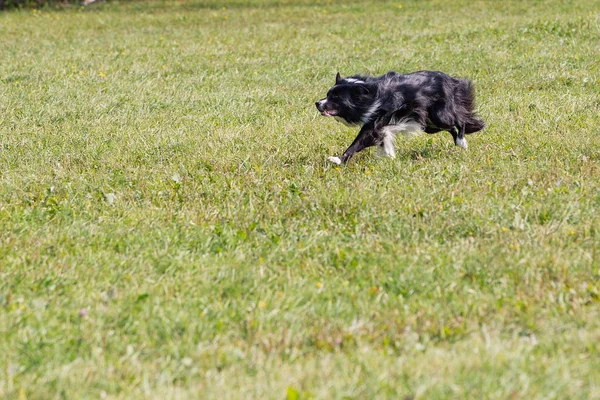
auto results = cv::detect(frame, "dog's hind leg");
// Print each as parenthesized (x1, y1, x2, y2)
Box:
(378, 128, 396, 158)
(328, 123, 380, 164)
(450, 125, 468, 149)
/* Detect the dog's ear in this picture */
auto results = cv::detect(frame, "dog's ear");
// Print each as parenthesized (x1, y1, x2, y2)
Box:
(335, 72, 342, 84)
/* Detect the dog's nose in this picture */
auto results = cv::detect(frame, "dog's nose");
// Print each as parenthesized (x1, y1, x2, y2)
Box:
(315, 101, 323, 112)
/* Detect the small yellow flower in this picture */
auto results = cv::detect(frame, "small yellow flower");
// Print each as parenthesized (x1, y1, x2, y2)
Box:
(259, 301, 266, 309)
(99, 72, 106, 77)
(398, 4, 403, 8)
(317, 282, 323, 288)
(570, 231, 575, 235)
(502, 227, 509, 232)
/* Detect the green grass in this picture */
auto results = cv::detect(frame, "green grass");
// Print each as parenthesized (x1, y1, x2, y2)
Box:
(1, 0, 600, 398)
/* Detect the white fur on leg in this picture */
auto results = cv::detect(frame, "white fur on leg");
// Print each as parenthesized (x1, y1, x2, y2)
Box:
(455, 137, 468, 149)
(327, 156, 342, 165)
(384, 118, 423, 138)
(382, 131, 396, 158)
(376, 120, 423, 159)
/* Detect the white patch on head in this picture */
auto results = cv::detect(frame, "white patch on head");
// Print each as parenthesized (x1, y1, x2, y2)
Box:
(360, 100, 381, 125)
(455, 137, 468, 149)
(327, 156, 342, 165)
(343, 78, 366, 84)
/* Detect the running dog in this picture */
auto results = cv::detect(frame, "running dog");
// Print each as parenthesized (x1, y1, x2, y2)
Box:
(315, 71, 485, 164)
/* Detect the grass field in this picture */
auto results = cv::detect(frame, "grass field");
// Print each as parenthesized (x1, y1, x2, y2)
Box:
(1, 0, 600, 398)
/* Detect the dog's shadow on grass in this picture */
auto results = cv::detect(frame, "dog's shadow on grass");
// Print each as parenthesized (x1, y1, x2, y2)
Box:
(405, 146, 439, 162)
(288, 140, 455, 167)
(397, 140, 452, 163)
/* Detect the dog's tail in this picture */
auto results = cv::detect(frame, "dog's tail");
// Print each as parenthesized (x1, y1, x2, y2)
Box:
(459, 80, 485, 134)
(464, 116, 485, 134)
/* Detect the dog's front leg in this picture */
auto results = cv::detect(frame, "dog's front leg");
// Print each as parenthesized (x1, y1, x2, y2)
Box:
(328, 124, 379, 165)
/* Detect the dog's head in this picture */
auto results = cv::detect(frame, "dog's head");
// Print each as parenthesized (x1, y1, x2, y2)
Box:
(315, 73, 374, 126)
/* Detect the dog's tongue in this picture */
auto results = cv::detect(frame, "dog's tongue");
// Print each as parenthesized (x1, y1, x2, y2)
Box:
(323, 110, 336, 116)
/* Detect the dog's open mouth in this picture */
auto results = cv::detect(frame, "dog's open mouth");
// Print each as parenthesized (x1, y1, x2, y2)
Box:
(321, 110, 337, 116)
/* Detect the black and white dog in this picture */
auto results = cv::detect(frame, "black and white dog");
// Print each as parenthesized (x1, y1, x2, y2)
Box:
(315, 71, 485, 164)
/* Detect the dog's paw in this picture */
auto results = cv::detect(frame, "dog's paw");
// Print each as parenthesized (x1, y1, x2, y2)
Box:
(455, 137, 468, 149)
(327, 156, 342, 165)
